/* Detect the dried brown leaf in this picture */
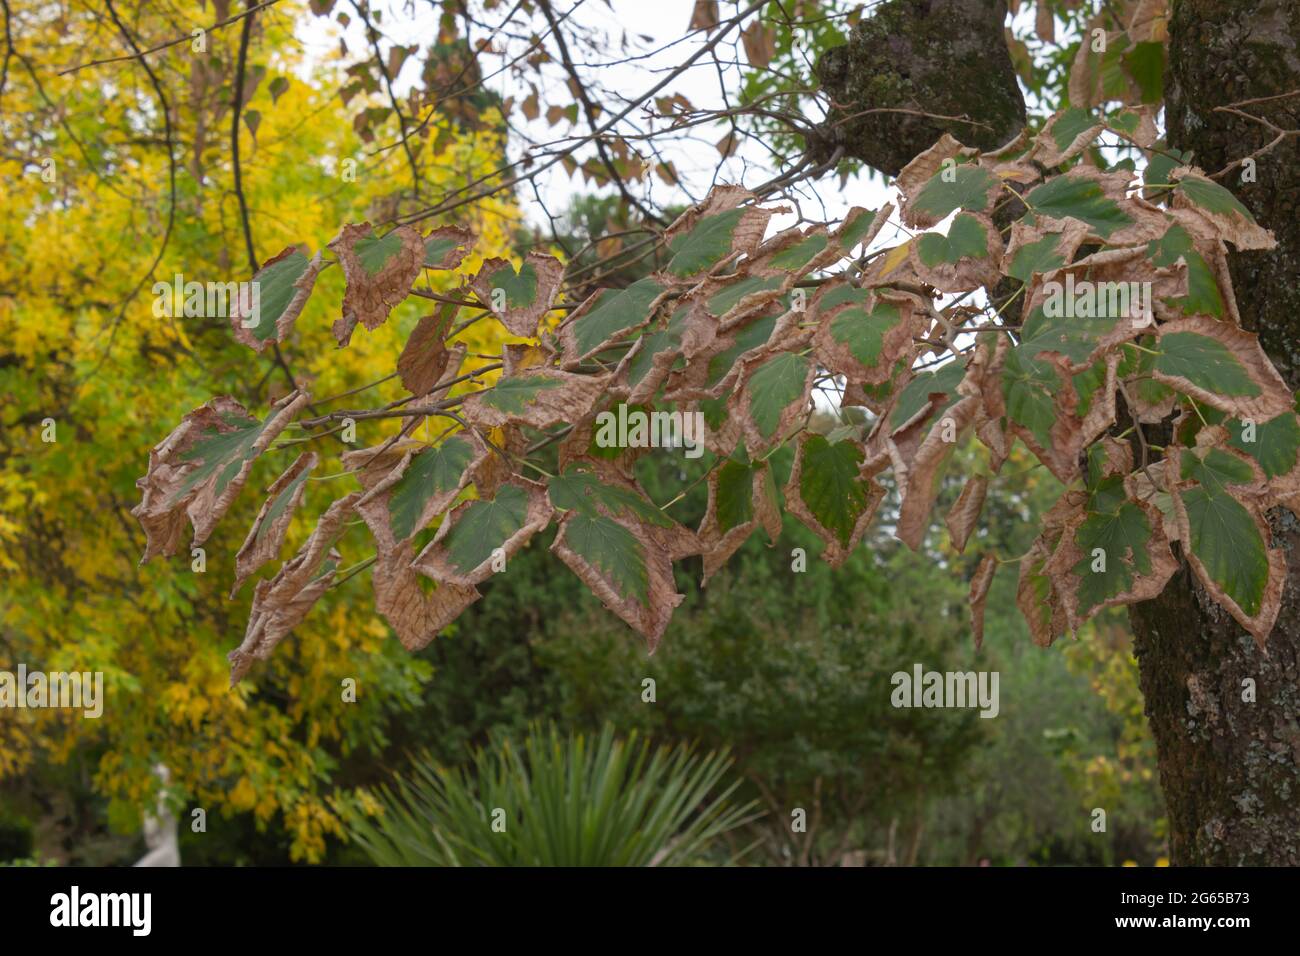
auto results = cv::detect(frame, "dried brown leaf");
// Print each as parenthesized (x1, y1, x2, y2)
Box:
(231, 451, 317, 597)
(469, 252, 565, 338)
(461, 368, 612, 430)
(228, 492, 359, 684)
(374, 550, 480, 651)
(396, 307, 456, 397)
(946, 474, 988, 553)
(969, 553, 998, 651)
(133, 390, 310, 562)
(329, 222, 425, 345)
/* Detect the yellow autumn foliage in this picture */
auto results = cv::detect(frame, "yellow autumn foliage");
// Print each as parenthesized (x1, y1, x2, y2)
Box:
(0, 0, 523, 860)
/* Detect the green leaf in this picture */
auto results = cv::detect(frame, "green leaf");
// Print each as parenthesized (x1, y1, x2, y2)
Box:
(889, 360, 966, 430)
(248, 248, 314, 342)
(665, 208, 748, 278)
(479, 375, 567, 414)
(1147, 226, 1224, 317)
(486, 260, 541, 309)
(1071, 479, 1156, 614)
(1026, 173, 1133, 238)
(1227, 412, 1300, 479)
(1122, 41, 1164, 103)
(1050, 107, 1101, 152)
(353, 228, 408, 276)
(1144, 144, 1191, 191)
(768, 232, 829, 270)
(1178, 446, 1257, 489)
(570, 277, 665, 356)
(1001, 345, 1058, 449)
(1177, 173, 1259, 224)
(829, 298, 903, 369)
(175, 412, 267, 502)
(438, 484, 533, 575)
(256, 465, 311, 543)
(1178, 481, 1269, 616)
(796, 435, 870, 547)
(910, 164, 999, 222)
(1020, 306, 1120, 365)
(1008, 232, 1068, 282)
(387, 436, 476, 540)
(705, 312, 777, 388)
(714, 456, 761, 532)
(548, 467, 671, 527)
(706, 275, 783, 316)
(560, 511, 649, 605)
(1155, 332, 1261, 398)
(745, 352, 811, 440)
(835, 207, 882, 249)
(626, 310, 687, 394)
(916, 212, 988, 266)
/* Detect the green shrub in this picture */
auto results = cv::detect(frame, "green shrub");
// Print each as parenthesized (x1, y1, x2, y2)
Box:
(342, 723, 759, 866)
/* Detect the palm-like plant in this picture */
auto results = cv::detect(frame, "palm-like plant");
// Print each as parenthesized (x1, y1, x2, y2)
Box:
(342, 723, 761, 866)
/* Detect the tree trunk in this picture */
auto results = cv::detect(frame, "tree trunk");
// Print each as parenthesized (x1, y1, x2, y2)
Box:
(817, 0, 1300, 865)
(1127, 0, 1300, 866)
(815, 0, 1025, 175)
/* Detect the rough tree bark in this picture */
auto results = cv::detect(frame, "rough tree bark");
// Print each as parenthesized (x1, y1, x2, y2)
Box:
(816, 0, 1300, 864)
(816, 0, 1026, 174)
(1129, 0, 1300, 866)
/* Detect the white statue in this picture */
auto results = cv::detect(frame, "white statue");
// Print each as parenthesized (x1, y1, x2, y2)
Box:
(134, 764, 180, 867)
